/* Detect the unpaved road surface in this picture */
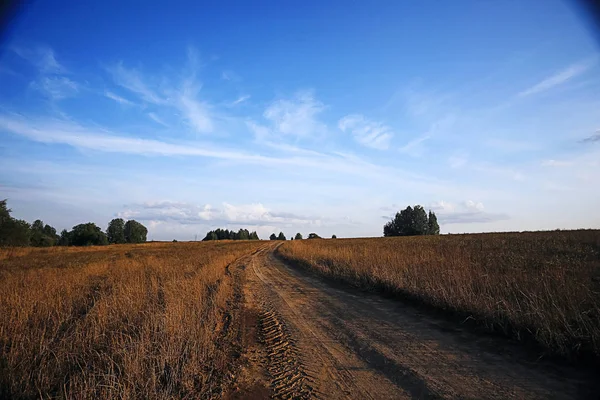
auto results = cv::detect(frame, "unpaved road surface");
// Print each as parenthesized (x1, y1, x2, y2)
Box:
(231, 244, 597, 399)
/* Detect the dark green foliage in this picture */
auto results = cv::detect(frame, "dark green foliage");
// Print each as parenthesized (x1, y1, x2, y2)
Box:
(295, 233, 303, 240)
(332, 234, 337, 239)
(0, 200, 31, 246)
(30, 219, 59, 247)
(124, 220, 148, 243)
(10, 219, 32, 246)
(58, 229, 70, 246)
(70, 223, 108, 246)
(0, 199, 153, 247)
(307, 233, 321, 239)
(384, 205, 440, 237)
(107, 218, 126, 244)
(268, 232, 287, 241)
(203, 228, 260, 241)
(428, 211, 440, 235)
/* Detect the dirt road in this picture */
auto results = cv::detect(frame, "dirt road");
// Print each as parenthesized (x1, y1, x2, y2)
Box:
(231, 244, 597, 399)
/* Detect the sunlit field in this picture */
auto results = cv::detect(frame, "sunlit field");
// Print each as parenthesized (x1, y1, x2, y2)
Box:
(0, 241, 264, 399)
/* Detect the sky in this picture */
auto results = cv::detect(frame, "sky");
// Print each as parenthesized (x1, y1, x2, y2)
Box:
(0, 0, 599, 240)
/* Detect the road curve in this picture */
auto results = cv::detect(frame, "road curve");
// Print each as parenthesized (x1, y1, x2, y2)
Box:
(239, 244, 596, 399)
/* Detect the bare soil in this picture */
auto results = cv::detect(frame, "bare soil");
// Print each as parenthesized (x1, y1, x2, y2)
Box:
(232, 243, 598, 399)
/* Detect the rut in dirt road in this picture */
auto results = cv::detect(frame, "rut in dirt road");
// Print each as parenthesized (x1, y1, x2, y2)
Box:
(241, 244, 598, 400)
(259, 308, 314, 399)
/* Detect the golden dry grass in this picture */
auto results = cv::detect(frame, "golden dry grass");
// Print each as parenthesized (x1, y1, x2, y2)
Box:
(0, 241, 264, 399)
(277, 230, 600, 361)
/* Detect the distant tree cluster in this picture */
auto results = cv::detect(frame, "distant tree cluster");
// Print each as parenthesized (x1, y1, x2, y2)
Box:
(274, 232, 333, 241)
(0, 199, 148, 247)
(383, 205, 440, 237)
(202, 228, 260, 241)
(269, 232, 287, 240)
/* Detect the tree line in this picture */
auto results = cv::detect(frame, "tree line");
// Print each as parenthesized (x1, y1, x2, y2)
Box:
(0, 200, 148, 247)
(202, 228, 260, 241)
(270, 232, 331, 240)
(383, 205, 440, 236)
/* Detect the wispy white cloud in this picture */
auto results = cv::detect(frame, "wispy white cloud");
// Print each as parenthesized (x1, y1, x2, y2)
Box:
(262, 90, 327, 138)
(0, 113, 445, 191)
(108, 54, 214, 134)
(429, 200, 508, 224)
(518, 59, 595, 97)
(147, 112, 169, 127)
(108, 62, 167, 104)
(338, 114, 393, 150)
(0, 113, 252, 160)
(104, 90, 135, 106)
(230, 94, 250, 106)
(399, 135, 430, 156)
(30, 76, 79, 100)
(246, 121, 271, 141)
(221, 70, 241, 81)
(12, 46, 66, 74)
(178, 79, 213, 133)
(119, 201, 321, 227)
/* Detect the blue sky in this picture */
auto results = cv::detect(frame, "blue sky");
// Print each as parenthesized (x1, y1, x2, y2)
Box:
(1, 0, 599, 240)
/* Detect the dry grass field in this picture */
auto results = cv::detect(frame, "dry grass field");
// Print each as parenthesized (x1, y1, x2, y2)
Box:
(2, 231, 599, 399)
(0, 241, 264, 399)
(277, 230, 600, 361)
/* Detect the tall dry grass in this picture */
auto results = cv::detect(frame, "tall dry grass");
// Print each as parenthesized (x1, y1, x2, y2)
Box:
(0, 241, 264, 399)
(278, 230, 600, 361)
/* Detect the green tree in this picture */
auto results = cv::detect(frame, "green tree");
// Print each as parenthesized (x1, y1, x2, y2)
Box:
(249, 231, 260, 240)
(30, 220, 58, 246)
(428, 211, 440, 235)
(107, 218, 126, 244)
(58, 229, 71, 246)
(412, 205, 429, 235)
(70, 223, 108, 246)
(294, 232, 303, 240)
(43, 224, 58, 240)
(124, 220, 148, 243)
(269, 233, 277, 240)
(0, 200, 31, 246)
(331, 234, 337, 239)
(383, 205, 440, 237)
(277, 232, 286, 240)
(237, 228, 250, 240)
(307, 233, 321, 239)
(30, 220, 45, 246)
(10, 219, 32, 246)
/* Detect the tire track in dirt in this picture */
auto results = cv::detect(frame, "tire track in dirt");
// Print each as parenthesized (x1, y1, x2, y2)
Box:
(239, 243, 598, 400)
(247, 245, 403, 399)
(258, 308, 314, 399)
